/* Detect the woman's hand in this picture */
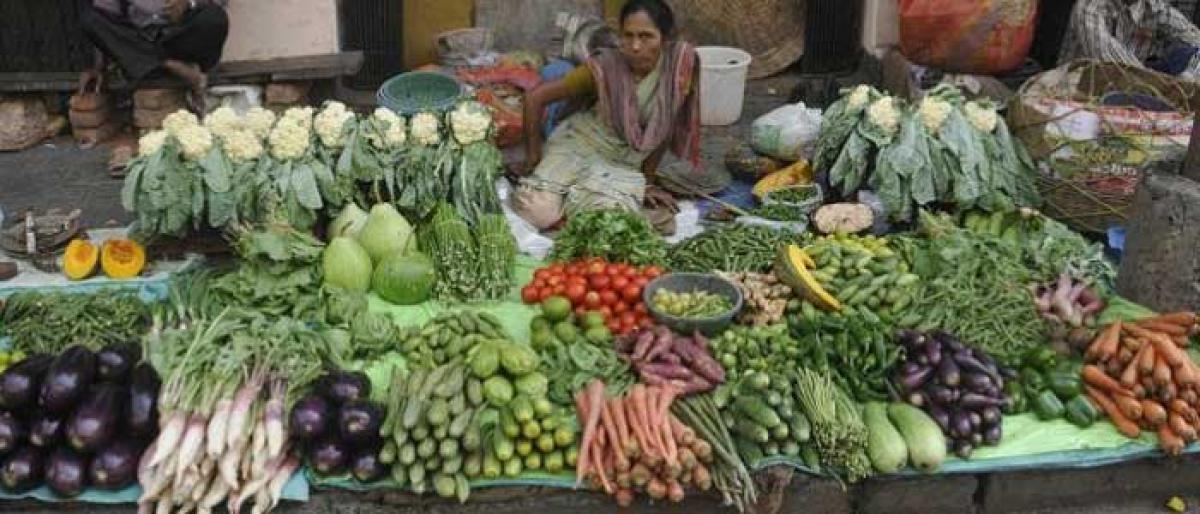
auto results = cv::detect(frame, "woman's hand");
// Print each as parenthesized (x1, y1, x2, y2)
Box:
(644, 185, 678, 213)
(165, 0, 188, 24)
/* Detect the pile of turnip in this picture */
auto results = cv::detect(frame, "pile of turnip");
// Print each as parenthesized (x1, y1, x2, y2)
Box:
(614, 326, 726, 395)
(1031, 274, 1105, 356)
(892, 330, 1014, 459)
(0, 344, 157, 497)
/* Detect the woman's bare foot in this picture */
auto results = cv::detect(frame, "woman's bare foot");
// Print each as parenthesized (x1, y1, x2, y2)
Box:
(163, 59, 208, 113)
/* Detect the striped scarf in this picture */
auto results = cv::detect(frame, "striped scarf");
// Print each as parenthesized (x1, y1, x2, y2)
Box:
(586, 41, 702, 169)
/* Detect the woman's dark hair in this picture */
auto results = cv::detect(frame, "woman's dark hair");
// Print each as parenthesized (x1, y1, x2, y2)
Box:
(620, 0, 676, 38)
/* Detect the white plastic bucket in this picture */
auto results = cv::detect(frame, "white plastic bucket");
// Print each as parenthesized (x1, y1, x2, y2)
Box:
(696, 46, 752, 126)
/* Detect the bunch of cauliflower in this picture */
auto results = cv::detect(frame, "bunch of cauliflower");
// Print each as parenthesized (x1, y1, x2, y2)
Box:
(367, 107, 406, 150)
(963, 101, 998, 133)
(203, 106, 243, 141)
(917, 97, 953, 135)
(224, 129, 264, 164)
(137, 130, 169, 157)
(314, 101, 355, 149)
(449, 102, 491, 145)
(410, 112, 441, 147)
(269, 107, 314, 161)
(243, 107, 277, 140)
(162, 110, 200, 139)
(176, 125, 214, 161)
(847, 85, 873, 111)
(866, 96, 900, 136)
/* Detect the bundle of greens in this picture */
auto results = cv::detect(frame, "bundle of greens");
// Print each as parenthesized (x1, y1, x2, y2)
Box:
(421, 203, 480, 300)
(960, 209, 1116, 287)
(550, 209, 668, 266)
(815, 84, 1040, 222)
(449, 102, 505, 226)
(893, 210, 1047, 361)
(206, 223, 329, 320)
(474, 213, 518, 299)
(0, 290, 149, 354)
(793, 368, 872, 482)
(398, 112, 456, 220)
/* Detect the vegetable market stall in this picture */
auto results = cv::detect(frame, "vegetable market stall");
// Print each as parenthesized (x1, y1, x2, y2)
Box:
(1, 86, 1198, 514)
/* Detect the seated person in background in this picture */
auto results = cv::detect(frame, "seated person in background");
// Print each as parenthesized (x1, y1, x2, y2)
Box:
(510, 0, 709, 235)
(1059, 0, 1200, 77)
(80, 0, 230, 112)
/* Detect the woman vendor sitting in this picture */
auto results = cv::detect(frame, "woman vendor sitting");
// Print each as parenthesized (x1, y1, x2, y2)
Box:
(511, 0, 703, 235)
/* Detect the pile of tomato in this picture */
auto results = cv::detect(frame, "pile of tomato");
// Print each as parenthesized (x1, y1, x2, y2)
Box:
(521, 258, 664, 335)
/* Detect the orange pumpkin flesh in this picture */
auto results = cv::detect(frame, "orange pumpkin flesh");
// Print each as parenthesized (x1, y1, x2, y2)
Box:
(63, 239, 99, 280)
(100, 239, 146, 279)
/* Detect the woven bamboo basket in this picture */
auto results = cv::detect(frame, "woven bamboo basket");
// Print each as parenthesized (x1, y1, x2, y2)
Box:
(668, 0, 806, 79)
(1008, 60, 1200, 234)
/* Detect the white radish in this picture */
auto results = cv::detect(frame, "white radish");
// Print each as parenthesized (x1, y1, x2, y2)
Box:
(137, 439, 159, 489)
(266, 455, 301, 512)
(207, 398, 232, 458)
(137, 500, 153, 514)
(264, 380, 286, 458)
(250, 487, 271, 514)
(249, 416, 268, 477)
(219, 438, 246, 489)
(229, 452, 288, 514)
(174, 413, 209, 485)
(178, 501, 196, 514)
(191, 457, 217, 503)
(148, 411, 188, 469)
(139, 453, 176, 503)
(200, 473, 230, 510)
(226, 379, 264, 451)
(155, 490, 172, 514)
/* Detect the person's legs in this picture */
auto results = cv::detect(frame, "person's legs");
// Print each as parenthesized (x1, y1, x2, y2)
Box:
(161, 5, 230, 71)
(79, 6, 164, 81)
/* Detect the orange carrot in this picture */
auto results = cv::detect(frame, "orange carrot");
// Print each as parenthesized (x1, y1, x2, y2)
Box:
(1158, 425, 1186, 456)
(1173, 335, 1191, 348)
(1117, 347, 1134, 366)
(575, 380, 606, 486)
(1170, 412, 1198, 440)
(627, 386, 660, 460)
(1163, 382, 1179, 404)
(1087, 385, 1141, 438)
(1125, 324, 1185, 367)
(656, 386, 680, 465)
(1154, 355, 1174, 387)
(1176, 360, 1199, 387)
(1142, 399, 1168, 427)
(595, 435, 614, 494)
(1082, 365, 1133, 397)
(1138, 344, 1157, 375)
(669, 416, 695, 446)
(599, 400, 629, 473)
(608, 397, 636, 460)
(1114, 394, 1144, 420)
(1138, 320, 1189, 337)
(1141, 312, 1197, 329)
(1123, 345, 1147, 388)
(1133, 383, 1148, 399)
(1089, 322, 1122, 362)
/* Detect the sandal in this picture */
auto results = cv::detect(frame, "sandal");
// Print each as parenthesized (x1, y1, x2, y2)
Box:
(108, 145, 134, 179)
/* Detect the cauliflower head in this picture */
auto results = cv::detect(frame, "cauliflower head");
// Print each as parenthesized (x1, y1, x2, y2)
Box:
(450, 102, 492, 145)
(224, 129, 264, 164)
(314, 101, 355, 149)
(177, 125, 214, 161)
(368, 107, 406, 149)
(410, 112, 441, 146)
(813, 202, 874, 235)
(847, 85, 872, 110)
(137, 130, 168, 157)
(866, 97, 900, 135)
(963, 101, 998, 133)
(917, 97, 952, 135)
(243, 107, 277, 140)
(269, 118, 311, 161)
(281, 106, 315, 131)
(203, 106, 243, 140)
(162, 110, 200, 138)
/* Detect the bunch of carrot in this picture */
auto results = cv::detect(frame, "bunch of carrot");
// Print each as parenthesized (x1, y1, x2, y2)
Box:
(1082, 312, 1200, 456)
(574, 380, 715, 507)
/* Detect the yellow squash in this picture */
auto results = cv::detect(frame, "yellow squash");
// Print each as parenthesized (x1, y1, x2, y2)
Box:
(100, 239, 146, 279)
(752, 160, 812, 198)
(774, 245, 841, 311)
(62, 239, 99, 280)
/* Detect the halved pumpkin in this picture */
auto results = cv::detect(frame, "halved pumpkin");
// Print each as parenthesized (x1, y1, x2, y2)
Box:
(100, 239, 146, 279)
(63, 239, 99, 280)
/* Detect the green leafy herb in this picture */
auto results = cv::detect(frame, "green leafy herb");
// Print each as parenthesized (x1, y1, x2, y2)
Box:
(550, 209, 668, 266)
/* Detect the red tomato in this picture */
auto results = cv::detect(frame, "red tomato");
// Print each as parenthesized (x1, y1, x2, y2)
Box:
(565, 283, 587, 305)
(643, 266, 663, 278)
(534, 269, 551, 280)
(632, 276, 650, 289)
(634, 302, 648, 315)
(612, 302, 628, 315)
(586, 261, 606, 276)
(589, 274, 612, 291)
(599, 306, 614, 319)
(548, 274, 566, 286)
(636, 315, 654, 329)
(602, 264, 621, 276)
(611, 276, 630, 291)
(619, 311, 638, 327)
(537, 287, 553, 302)
(552, 284, 567, 296)
(574, 305, 588, 318)
(607, 320, 622, 333)
(599, 290, 620, 307)
(584, 291, 602, 309)
(621, 284, 642, 304)
(548, 264, 566, 275)
(521, 285, 539, 304)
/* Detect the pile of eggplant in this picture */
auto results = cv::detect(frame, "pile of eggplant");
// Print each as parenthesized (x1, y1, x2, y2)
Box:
(0, 344, 159, 496)
(892, 331, 1015, 459)
(291, 370, 388, 483)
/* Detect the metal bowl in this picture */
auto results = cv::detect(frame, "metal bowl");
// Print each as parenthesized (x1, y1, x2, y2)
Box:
(643, 273, 743, 336)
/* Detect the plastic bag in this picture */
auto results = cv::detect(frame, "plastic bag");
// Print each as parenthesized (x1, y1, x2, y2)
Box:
(750, 102, 823, 162)
(899, 0, 1037, 75)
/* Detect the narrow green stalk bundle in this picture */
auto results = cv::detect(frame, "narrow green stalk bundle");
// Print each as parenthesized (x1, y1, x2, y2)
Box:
(452, 142, 504, 227)
(793, 368, 872, 483)
(421, 203, 479, 300)
(473, 213, 517, 299)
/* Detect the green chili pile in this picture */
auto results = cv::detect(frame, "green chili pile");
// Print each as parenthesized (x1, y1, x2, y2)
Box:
(669, 225, 805, 273)
(0, 290, 149, 354)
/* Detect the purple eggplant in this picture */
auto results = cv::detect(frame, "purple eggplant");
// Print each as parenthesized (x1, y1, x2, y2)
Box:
(937, 354, 961, 387)
(968, 411, 983, 430)
(88, 438, 140, 490)
(926, 385, 956, 406)
(951, 411, 973, 438)
(969, 431, 984, 447)
(953, 440, 974, 459)
(898, 366, 934, 392)
(981, 407, 1002, 427)
(953, 351, 1001, 385)
(44, 447, 88, 497)
(934, 331, 965, 353)
(928, 404, 951, 433)
(39, 346, 96, 414)
(320, 371, 371, 405)
(0, 412, 24, 456)
(925, 340, 943, 367)
(289, 394, 331, 441)
(128, 363, 160, 438)
(351, 446, 387, 483)
(28, 412, 63, 448)
(96, 343, 140, 383)
(66, 384, 124, 452)
(896, 330, 925, 351)
(338, 401, 383, 445)
(959, 393, 1007, 410)
(0, 355, 53, 410)
(1, 446, 43, 492)
(983, 425, 1003, 446)
(901, 362, 922, 375)
(963, 374, 993, 394)
(309, 438, 349, 476)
